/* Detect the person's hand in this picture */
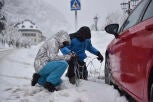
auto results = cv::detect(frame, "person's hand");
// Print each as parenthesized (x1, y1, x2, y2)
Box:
(69, 52, 78, 61)
(97, 52, 103, 63)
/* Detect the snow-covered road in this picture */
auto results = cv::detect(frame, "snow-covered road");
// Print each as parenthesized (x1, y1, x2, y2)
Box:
(0, 31, 128, 102)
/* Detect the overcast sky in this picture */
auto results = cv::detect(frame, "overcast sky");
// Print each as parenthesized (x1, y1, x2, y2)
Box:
(43, 0, 124, 30)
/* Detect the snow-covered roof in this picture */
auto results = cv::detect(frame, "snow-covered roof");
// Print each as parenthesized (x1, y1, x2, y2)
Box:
(15, 19, 38, 30)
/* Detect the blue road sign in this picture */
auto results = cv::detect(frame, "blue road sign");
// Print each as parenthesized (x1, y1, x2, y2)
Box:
(71, 0, 81, 10)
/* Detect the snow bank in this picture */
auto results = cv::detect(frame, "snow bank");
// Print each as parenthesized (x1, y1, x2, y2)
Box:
(0, 31, 128, 102)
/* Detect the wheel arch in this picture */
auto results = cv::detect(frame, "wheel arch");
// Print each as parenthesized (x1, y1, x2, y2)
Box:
(148, 66, 153, 101)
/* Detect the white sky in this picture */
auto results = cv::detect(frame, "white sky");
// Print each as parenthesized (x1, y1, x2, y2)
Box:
(44, 0, 124, 30)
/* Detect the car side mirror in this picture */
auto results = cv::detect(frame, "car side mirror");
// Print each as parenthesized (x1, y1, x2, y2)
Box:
(105, 24, 119, 38)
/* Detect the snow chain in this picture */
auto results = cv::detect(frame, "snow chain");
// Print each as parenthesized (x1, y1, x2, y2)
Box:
(73, 57, 86, 87)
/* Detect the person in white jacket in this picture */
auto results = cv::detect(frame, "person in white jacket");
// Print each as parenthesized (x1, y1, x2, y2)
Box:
(31, 30, 73, 92)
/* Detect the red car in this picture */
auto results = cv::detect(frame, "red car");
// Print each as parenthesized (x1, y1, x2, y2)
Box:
(104, 0, 153, 102)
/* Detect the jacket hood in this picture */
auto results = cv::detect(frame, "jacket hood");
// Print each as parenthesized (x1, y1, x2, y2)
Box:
(54, 30, 70, 47)
(70, 26, 91, 41)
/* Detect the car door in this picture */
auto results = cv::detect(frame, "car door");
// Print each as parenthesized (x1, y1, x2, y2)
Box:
(125, 0, 153, 100)
(109, 0, 149, 99)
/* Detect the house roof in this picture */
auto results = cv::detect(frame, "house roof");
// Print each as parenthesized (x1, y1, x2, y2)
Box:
(15, 19, 38, 30)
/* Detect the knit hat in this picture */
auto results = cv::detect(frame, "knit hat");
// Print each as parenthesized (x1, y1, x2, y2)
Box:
(76, 26, 91, 41)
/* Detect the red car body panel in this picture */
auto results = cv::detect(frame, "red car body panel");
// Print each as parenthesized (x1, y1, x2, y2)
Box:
(107, 17, 153, 102)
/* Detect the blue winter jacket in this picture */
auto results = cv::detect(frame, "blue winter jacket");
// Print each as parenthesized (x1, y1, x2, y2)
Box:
(60, 38, 99, 62)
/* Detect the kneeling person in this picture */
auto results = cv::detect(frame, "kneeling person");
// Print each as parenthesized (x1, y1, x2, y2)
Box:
(31, 30, 72, 92)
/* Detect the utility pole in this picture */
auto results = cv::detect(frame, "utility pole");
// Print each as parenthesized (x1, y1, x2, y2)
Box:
(93, 16, 98, 31)
(120, 0, 139, 15)
(75, 11, 78, 31)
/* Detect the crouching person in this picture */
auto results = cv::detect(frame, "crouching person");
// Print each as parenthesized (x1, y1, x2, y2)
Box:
(31, 30, 72, 92)
(61, 26, 104, 84)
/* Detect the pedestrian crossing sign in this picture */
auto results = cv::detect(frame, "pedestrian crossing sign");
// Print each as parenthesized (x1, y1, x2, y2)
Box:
(71, 0, 81, 10)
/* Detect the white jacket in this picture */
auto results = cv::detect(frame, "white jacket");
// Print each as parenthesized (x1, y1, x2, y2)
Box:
(34, 30, 71, 72)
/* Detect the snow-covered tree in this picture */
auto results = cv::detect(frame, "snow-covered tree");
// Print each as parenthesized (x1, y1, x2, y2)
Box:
(2, 24, 31, 48)
(3, 0, 71, 38)
(0, 0, 6, 47)
(101, 11, 127, 31)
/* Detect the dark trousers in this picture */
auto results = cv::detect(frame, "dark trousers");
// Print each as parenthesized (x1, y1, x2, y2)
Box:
(67, 59, 88, 80)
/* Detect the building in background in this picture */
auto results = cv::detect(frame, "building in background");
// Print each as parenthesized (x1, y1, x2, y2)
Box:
(15, 19, 46, 45)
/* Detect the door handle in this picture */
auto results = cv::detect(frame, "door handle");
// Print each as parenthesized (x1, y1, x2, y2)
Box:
(145, 24, 153, 31)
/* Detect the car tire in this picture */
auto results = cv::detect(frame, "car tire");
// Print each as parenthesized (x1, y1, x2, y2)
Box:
(104, 55, 112, 85)
(150, 82, 153, 102)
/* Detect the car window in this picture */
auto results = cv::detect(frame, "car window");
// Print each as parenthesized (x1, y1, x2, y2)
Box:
(142, 0, 153, 21)
(120, 0, 147, 32)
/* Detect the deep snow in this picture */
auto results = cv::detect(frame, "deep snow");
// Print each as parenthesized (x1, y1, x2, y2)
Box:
(0, 31, 128, 102)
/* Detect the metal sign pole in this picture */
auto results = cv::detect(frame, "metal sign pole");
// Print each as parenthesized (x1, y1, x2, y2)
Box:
(75, 11, 78, 31)
(71, 0, 81, 31)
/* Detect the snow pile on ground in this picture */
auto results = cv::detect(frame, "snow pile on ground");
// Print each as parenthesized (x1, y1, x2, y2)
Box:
(1, 81, 128, 102)
(0, 31, 128, 102)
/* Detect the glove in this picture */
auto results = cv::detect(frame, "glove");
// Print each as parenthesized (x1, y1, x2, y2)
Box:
(63, 41, 70, 47)
(97, 52, 103, 62)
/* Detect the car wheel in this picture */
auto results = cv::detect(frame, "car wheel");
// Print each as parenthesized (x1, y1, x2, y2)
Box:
(150, 82, 153, 102)
(104, 55, 112, 85)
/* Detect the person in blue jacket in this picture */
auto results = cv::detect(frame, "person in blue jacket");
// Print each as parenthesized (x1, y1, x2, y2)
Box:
(61, 26, 103, 84)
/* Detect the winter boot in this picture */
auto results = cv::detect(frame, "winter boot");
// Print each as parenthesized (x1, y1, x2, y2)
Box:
(69, 76, 76, 84)
(83, 70, 88, 80)
(44, 82, 57, 92)
(31, 73, 40, 86)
